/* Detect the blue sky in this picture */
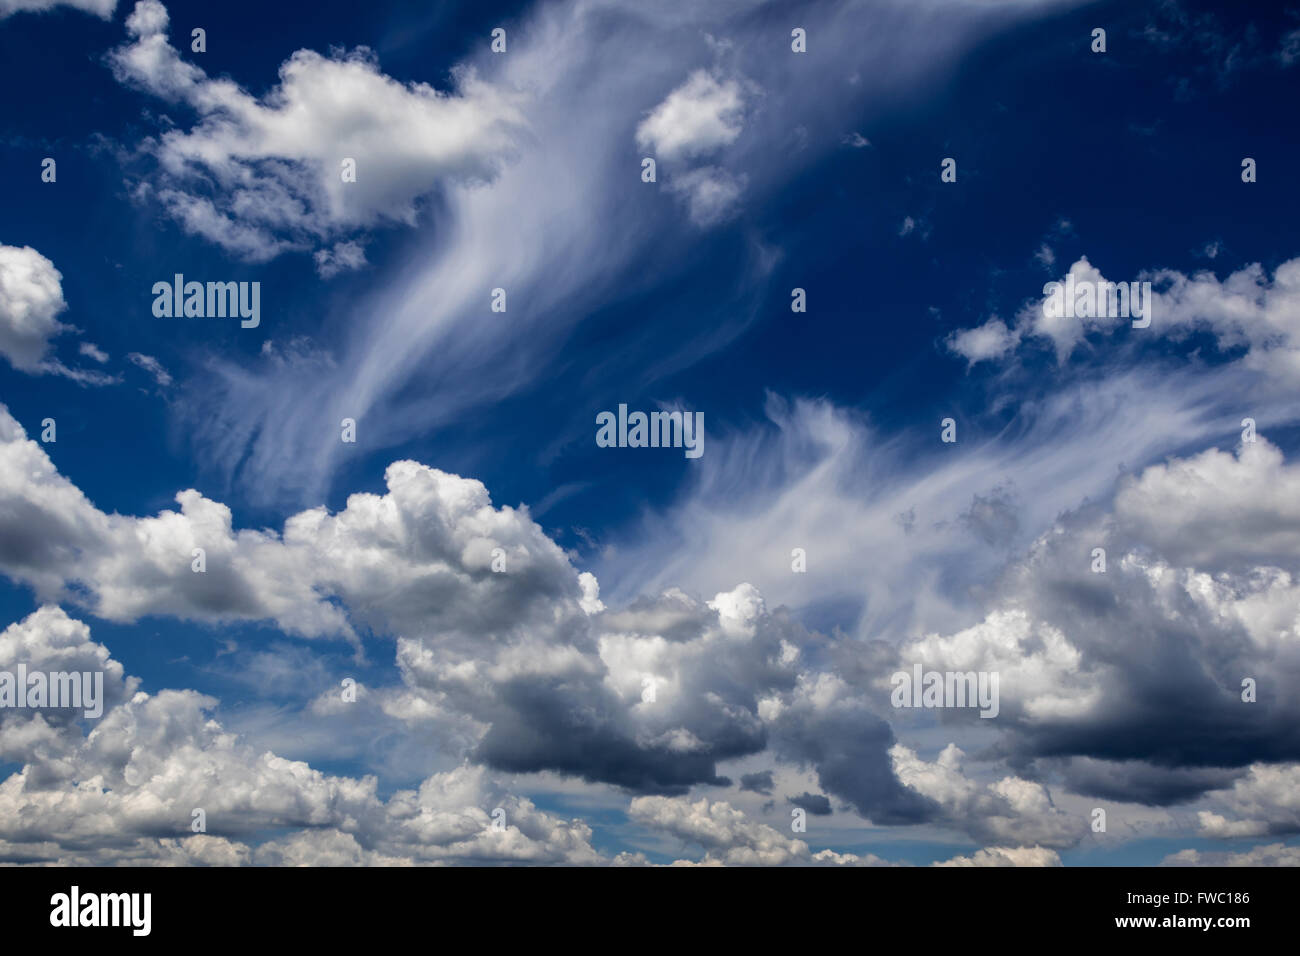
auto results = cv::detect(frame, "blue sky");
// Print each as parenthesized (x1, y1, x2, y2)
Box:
(1, 0, 1299, 866)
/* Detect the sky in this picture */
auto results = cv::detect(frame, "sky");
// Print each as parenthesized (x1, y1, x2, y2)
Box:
(1, 0, 1299, 866)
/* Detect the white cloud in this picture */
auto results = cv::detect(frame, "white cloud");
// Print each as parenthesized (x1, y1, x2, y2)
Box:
(0, 244, 117, 385)
(173, 0, 1080, 506)
(947, 316, 1020, 366)
(314, 240, 368, 279)
(950, 254, 1300, 383)
(0, 243, 67, 372)
(78, 341, 109, 363)
(934, 846, 1061, 867)
(127, 351, 172, 386)
(0, 606, 604, 865)
(1162, 842, 1300, 866)
(109, 1, 526, 261)
(629, 795, 890, 866)
(1196, 764, 1300, 838)
(891, 743, 1085, 848)
(0, 0, 114, 19)
(636, 70, 745, 162)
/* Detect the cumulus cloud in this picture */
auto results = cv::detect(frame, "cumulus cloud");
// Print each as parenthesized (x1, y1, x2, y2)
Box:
(0, 406, 921, 811)
(947, 316, 1020, 366)
(0, 606, 603, 865)
(635, 71, 750, 225)
(629, 795, 890, 866)
(0, 244, 118, 385)
(891, 744, 1085, 849)
(949, 254, 1300, 383)
(0, 243, 67, 372)
(1195, 764, 1300, 838)
(890, 432, 1300, 816)
(933, 846, 1061, 867)
(635, 70, 746, 162)
(108, 1, 525, 262)
(9, 404, 1297, 856)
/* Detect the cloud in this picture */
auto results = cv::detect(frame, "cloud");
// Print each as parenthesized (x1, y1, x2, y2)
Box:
(10, 392, 1296, 855)
(890, 434, 1300, 808)
(947, 317, 1020, 366)
(0, 606, 604, 865)
(1195, 764, 1300, 838)
(949, 254, 1300, 382)
(108, 1, 526, 262)
(78, 341, 109, 363)
(667, 166, 747, 226)
(628, 795, 890, 866)
(168, 0, 1084, 507)
(891, 744, 1085, 849)
(0, 243, 67, 372)
(314, 240, 368, 279)
(0, 407, 924, 809)
(0, 0, 114, 19)
(635, 70, 746, 162)
(0, 244, 118, 385)
(788, 792, 832, 815)
(933, 846, 1061, 867)
(127, 351, 172, 386)
(1162, 842, 1300, 867)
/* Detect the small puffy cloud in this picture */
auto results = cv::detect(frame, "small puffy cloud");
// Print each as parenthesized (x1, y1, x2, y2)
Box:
(947, 317, 1020, 366)
(635, 70, 745, 162)
(0, 244, 67, 372)
(1027, 256, 1124, 361)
